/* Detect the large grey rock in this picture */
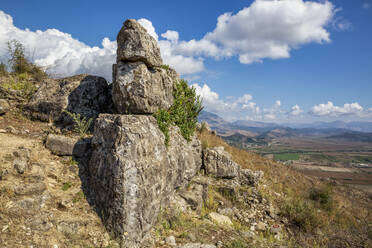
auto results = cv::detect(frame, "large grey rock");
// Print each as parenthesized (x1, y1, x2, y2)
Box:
(208, 212, 233, 227)
(239, 168, 263, 187)
(116, 19, 162, 67)
(45, 134, 90, 156)
(88, 114, 202, 247)
(112, 61, 175, 114)
(0, 99, 10, 114)
(203, 147, 240, 179)
(26, 74, 113, 124)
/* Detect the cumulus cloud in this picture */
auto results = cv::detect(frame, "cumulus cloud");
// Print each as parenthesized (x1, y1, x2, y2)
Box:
(363, 3, 370, 9)
(0, 10, 116, 80)
(310, 101, 364, 117)
(0, 11, 204, 81)
(0, 0, 345, 80)
(170, 0, 337, 64)
(288, 104, 303, 116)
(193, 83, 289, 121)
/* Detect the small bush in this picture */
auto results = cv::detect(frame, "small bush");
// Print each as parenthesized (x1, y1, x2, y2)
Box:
(309, 185, 334, 212)
(7, 39, 47, 80)
(160, 64, 170, 70)
(0, 62, 7, 76)
(154, 79, 203, 146)
(153, 109, 171, 146)
(64, 110, 93, 138)
(280, 197, 323, 232)
(2, 73, 37, 98)
(62, 182, 72, 191)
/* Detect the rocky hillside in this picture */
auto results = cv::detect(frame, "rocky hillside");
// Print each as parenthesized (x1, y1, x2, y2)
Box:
(0, 19, 371, 248)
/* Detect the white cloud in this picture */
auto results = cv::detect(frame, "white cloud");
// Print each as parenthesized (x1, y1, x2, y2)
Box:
(0, 11, 204, 81)
(171, 0, 336, 64)
(310, 101, 364, 117)
(275, 100, 281, 108)
(161, 30, 179, 43)
(288, 104, 303, 116)
(137, 18, 159, 40)
(0, 0, 344, 80)
(0, 10, 116, 81)
(363, 3, 370, 9)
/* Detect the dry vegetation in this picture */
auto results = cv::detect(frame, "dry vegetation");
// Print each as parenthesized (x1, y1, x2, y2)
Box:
(197, 130, 372, 248)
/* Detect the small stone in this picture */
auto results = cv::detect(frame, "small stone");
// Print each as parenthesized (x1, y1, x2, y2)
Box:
(256, 221, 266, 231)
(6, 126, 16, 134)
(187, 233, 196, 242)
(208, 212, 233, 227)
(0, 129, 6, 133)
(165, 235, 177, 247)
(0, 99, 10, 115)
(13, 159, 27, 174)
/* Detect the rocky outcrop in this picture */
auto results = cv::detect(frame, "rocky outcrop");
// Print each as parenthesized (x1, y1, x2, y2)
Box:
(203, 146, 263, 186)
(26, 74, 113, 124)
(116, 19, 162, 67)
(89, 114, 202, 247)
(45, 134, 91, 157)
(203, 146, 240, 179)
(112, 61, 175, 114)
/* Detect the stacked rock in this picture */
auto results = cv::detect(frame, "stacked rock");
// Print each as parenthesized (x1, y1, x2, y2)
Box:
(112, 19, 177, 114)
(89, 19, 202, 248)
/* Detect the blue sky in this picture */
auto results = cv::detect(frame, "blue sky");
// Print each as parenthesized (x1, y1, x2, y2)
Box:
(0, 0, 371, 123)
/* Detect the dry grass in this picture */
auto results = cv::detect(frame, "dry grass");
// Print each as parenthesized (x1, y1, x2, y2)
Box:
(197, 130, 372, 247)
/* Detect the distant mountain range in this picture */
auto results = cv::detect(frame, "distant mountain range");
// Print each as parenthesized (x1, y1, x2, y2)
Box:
(198, 110, 372, 143)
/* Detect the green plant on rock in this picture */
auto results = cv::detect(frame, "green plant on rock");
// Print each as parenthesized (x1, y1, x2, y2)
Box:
(63, 110, 93, 138)
(160, 64, 170, 71)
(154, 79, 203, 146)
(2, 73, 37, 99)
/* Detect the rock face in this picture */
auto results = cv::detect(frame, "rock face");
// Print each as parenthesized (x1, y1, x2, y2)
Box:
(26, 74, 113, 124)
(203, 147, 240, 179)
(112, 61, 175, 114)
(89, 114, 202, 247)
(116, 19, 162, 67)
(203, 146, 263, 186)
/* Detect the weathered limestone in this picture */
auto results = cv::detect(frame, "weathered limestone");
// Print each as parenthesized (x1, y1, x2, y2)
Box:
(116, 19, 163, 67)
(112, 61, 175, 114)
(45, 134, 90, 156)
(26, 74, 113, 124)
(203, 146, 240, 179)
(203, 146, 263, 186)
(88, 114, 202, 247)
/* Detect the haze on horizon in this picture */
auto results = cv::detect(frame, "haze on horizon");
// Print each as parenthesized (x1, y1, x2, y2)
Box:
(0, 0, 371, 123)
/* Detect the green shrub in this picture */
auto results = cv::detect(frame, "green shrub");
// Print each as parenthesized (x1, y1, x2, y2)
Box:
(153, 109, 171, 146)
(154, 79, 203, 146)
(63, 110, 93, 138)
(309, 185, 334, 212)
(0, 62, 7, 76)
(280, 197, 323, 232)
(2, 73, 37, 98)
(7, 39, 47, 80)
(160, 64, 170, 70)
(62, 182, 72, 191)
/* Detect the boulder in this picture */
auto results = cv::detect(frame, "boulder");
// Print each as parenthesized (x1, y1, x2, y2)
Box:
(203, 147, 240, 179)
(45, 134, 90, 157)
(88, 114, 202, 247)
(112, 61, 175, 114)
(116, 19, 162, 67)
(26, 74, 113, 125)
(0, 99, 10, 115)
(239, 168, 263, 187)
(208, 212, 233, 227)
